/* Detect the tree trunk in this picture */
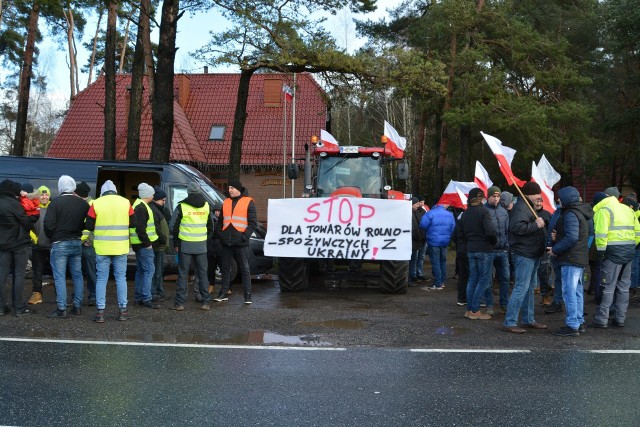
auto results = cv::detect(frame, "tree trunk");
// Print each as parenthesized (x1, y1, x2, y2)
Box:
(118, 15, 130, 73)
(140, 0, 154, 103)
(413, 109, 427, 196)
(437, 32, 456, 174)
(151, 0, 179, 164)
(87, 7, 104, 86)
(13, 2, 39, 156)
(64, 8, 77, 100)
(458, 124, 470, 180)
(103, 0, 118, 161)
(126, 4, 147, 162)
(228, 68, 256, 182)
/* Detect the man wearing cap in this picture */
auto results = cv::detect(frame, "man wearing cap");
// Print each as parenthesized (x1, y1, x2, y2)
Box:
(85, 180, 135, 322)
(485, 185, 510, 313)
(590, 188, 640, 328)
(150, 187, 170, 302)
(419, 199, 455, 290)
(0, 179, 38, 316)
(502, 181, 548, 333)
(75, 181, 97, 306)
(172, 182, 213, 310)
(43, 175, 89, 318)
(130, 183, 161, 309)
(409, 197, 426, 286)
(214, 180, 258, 304)
(28, 185, 52, 305)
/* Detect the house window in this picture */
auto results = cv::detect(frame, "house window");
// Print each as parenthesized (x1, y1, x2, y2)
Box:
(264, 78, 282, 107)
(209, 125, 226, 140)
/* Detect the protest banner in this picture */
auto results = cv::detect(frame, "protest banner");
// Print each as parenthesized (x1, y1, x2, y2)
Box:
(264, 197, 412, 261)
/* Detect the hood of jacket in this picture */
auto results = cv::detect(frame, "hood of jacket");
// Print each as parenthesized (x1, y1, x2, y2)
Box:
(181, 193, 206, 208)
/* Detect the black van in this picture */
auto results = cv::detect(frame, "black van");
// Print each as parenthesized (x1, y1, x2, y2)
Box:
(0, 156, 274, 281)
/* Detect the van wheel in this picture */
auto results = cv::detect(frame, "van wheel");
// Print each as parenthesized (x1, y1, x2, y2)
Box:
(215, 258, 239, 283)
(277, 258, 308, 291)
(380, 260, 409, 294)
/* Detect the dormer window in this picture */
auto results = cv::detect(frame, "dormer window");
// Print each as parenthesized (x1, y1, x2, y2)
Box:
(208, 125, 226, 141)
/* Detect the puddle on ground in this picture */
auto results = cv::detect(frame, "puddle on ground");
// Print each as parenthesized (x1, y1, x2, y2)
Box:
(434, 326, 470, 336)
(222, 330, 332, 346)
(296, 319, 365, 329)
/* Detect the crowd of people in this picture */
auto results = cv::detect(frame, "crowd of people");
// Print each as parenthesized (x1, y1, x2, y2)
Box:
(411, 182, 640, 336)
(0, 176, 258, 322)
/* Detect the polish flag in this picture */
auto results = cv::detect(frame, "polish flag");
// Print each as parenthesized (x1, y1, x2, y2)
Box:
(383, 121, 406, 159)
(474, 161, 493, 197)
(317, 130, 340, 150)
(480, 132, 526, 187)
(282, 84, 293, 101)
(437, 180, 476, 209)
(537, 154, 561, 188)
(531, 161, 556, 213)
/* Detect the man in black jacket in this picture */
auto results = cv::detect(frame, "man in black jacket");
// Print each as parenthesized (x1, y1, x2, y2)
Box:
(0, 179, 38, 316)
(213, 180, 258, 304)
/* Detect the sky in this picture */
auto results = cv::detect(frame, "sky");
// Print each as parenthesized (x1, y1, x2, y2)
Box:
(37, 0, 396, 109)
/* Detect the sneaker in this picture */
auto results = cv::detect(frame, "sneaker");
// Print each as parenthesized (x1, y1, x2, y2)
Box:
(427, 285, 443, 290)
(486, 307, 495, 316)
(244, 293, 252, 304)
(14, 307, 34, 317)
(200, 303, 211, 311)
(468, 311, 491, 320)
(142, 300, 161, 309)
(544, 303, 563, 314)
(70, 306, 82, 316)
(118, 309, 129, 321)
(28, 292, 42, 305)
(578, 323, 586, 334)
(554, 326, 579, 337)
(213, 292, 228, 302)
(612, 320, 624, 327)
(541, 295, 552, 307)
(589, 321, 608, 329)
(94, 309, 105, 323)
(456, 300, 467, 306)
(48, 309, 68, 319)
(88, 298, 97, 306)
(171, 305, 185, 311)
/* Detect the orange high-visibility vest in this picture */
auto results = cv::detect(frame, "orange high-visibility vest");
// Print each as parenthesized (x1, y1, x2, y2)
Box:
(222, 197, 252, 232)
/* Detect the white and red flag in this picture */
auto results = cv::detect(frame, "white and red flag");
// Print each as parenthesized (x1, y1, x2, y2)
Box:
(531, 161, 556, 213)
(474, 161, 493, 197)
(437, 180, 476, 209)
(317, 130, 340, 150)
(282, 84, 293, 101)
(480, 131, 526, 187)
(537, 154, 561, 188)
(383, 121, 406, 159)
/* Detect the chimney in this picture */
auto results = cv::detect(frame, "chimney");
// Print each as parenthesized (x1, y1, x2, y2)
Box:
(204, 66, 208, 74)
(177, 74, 190, 108)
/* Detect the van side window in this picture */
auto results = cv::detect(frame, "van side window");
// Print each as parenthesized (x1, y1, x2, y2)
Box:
(170, 186, 188, 211)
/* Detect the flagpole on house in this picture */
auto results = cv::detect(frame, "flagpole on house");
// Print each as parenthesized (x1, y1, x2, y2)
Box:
(282, 84, 288, 198)
(291, 73, 297, 198)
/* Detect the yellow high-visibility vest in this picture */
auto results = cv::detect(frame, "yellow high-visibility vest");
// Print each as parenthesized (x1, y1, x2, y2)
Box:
(81, 198, 93, 243)
(92, 194, 132, 256)
(178, 202, 209, 242)
(129, 198, 158, 244)
(593, 197, 639, 251)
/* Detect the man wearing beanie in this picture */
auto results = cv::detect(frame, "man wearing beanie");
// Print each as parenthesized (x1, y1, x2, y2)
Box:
(214, 180, 258, 304)
(130, 183, 160, 309)
(172, 181, 213, 310)
(502, 181, 548, 333)
(485, 185, 511, 313)
(44, 175, 90, 318)
(150, 186, 170, 302)
(75, 181, 97, 305)
(0, 179, 38, 316)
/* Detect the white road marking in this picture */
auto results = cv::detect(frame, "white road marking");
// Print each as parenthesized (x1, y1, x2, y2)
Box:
(411, 349, 531, 353)
(0, 337, 346, 351)
(583, 350, 640, 354)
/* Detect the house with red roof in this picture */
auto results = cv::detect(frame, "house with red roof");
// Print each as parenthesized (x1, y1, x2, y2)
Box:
(48, 72, 329, 222)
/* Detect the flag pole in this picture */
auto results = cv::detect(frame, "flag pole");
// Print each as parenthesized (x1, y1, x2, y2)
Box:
(282, 84, 288, 198)
(291, 73, 297, 198)
(505, 167, 539, 218)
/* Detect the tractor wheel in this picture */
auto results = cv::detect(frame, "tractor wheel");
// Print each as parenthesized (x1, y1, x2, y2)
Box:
(379, 260, 409, 294)
(277, 257, 308, 291)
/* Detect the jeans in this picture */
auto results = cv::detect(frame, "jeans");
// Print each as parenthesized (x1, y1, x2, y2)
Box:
(552, 262, 563, 305)
(427, 246, 447, 287)
(409, 247, 420, 280)
(631, 247, 640, 289)
(560, 265, 585, 329)
(456, 251, 469, 303)
(589, 259, 602, 305)
(152, 250, 166, 298)
(207, 254, 219, 286)
(175, 251, 209, 306)
(466, 252, 494, 312)
(220, 245, 252, 294)
(417, 241, 428, 277)
(538, 253, 553, 297)
(0, 245, 30, 311)
(492, 251, 511, 307)
(31, 247, 50, 293)
(134, 247, 155, 302)
(594, 259, 632, 325)
(50, 240, 84, 310)
(504, 254, 540, 327)
(81, 244, 96, 302)
(95, 254, 128, 310)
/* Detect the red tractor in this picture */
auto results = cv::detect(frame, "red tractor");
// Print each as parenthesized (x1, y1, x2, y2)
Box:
(278, 137, 410, 293)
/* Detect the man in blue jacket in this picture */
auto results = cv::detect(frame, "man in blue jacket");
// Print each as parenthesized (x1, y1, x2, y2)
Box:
(419, 202, 455, 290)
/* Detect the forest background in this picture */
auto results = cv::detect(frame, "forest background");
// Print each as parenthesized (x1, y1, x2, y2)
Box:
(1, 0, 638, 202)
